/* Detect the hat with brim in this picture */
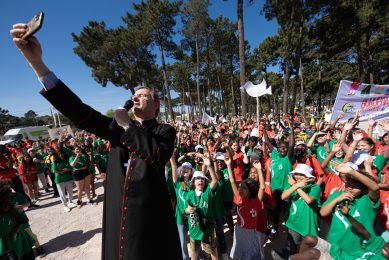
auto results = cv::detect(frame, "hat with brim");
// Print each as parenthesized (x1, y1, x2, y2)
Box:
(191, 171, 209, 182)
(294, 141, 307, 148)
(290, 164, 315, 181)
(215, 152, 226, 161)
(195, 145, 204, 152)
(177, 162, 194, 176)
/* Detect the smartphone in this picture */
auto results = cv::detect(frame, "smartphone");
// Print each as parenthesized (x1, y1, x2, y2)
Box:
(22, 12, 44, 40)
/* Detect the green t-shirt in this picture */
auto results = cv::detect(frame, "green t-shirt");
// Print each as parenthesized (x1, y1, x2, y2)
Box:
(52, 159, 74, 184)
(0, 210, 35, 258)
(11, 192, 30, 229)
(270, 149, 293, 191)
(323, 192, 380, 256)
(33, 153, 46, 174)
(374, 153, 386, 173)
(284, 183, 321, 236)
(212, 180, 226, 219)
(185, 186, 215, 240)
(220, 167, 234, 203)
(327, 157, 344, 174)
(62, 146, 74, 158)
(69, 154, 89, 170)
(330, 235, 386, 260)
(94, 152, 109, 172)
(174, 181, 190, 225)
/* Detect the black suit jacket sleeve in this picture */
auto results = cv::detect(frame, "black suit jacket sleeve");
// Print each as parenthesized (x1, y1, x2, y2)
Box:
(41, 80, 115, 141)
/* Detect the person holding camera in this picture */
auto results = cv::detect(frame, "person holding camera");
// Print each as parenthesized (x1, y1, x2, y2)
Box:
(184, 156, 218, 260)
(0, 145, 32, 206)
(10, 23, 181, 260)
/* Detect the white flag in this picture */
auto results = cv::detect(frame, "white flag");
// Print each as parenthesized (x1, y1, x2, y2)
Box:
(201, 111, 215, 125)
(240, 79, 272, 97)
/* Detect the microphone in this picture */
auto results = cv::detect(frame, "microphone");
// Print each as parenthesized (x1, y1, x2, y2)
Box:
(109, 100, 133, 130)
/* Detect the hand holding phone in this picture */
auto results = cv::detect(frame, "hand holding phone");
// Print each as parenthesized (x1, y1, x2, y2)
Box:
(21, 12, 44, 40)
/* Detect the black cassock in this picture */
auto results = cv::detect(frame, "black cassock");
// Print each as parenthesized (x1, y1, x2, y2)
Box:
(42, 81, 182, 260)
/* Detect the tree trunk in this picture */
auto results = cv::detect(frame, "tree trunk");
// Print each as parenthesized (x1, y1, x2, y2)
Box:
(237, 0, 247, 116)
(317, 65, 322, 115)
(289, 72, 298, 116)
(195, 31, 202, 119)
(300, 57, 305, 116)
(159, 45, 174, 122)
(206, 35, 212, 116)
(282, 63, 291, 113)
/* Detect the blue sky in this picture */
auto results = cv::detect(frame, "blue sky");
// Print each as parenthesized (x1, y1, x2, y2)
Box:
(0, 0, 278, 117)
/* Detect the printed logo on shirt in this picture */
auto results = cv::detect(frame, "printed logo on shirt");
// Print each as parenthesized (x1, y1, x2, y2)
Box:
(250, 208, 257, 218)
(352, 209, 360, 218)
(355, 252, 375, 260)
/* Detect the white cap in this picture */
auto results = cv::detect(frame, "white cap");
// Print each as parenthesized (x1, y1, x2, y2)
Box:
(250, 128, 259, 137)
(295, 141, 307, 148)
(191, 171, 209, 181)
(181, 162, 192, 168)
(195, 145, 204, 152)
(351, 150, 369, 166)
(290, 164, 315, 180)
(215, 152, 226, 160)
(27, 148, 35, 153)
(177, 162, 194, 177)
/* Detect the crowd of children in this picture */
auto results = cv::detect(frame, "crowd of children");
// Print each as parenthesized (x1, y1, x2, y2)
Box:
(0, 112, 389, 259)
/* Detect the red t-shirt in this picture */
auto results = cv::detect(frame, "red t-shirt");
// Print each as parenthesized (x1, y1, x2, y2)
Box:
(294, 155, 324, 179)
(0, 157, 17, 180)
(19, 164, 38, 183)
(233, 152, 245, 182)
(233, 193, 262, 230)
(264, 158, 276, 209)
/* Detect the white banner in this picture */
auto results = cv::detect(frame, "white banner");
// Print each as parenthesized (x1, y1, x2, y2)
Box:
(48, 125, 74, 140)
(330, 80, 389, 122)
(201, 111, 215, 126)
(240, 79, 272, 97)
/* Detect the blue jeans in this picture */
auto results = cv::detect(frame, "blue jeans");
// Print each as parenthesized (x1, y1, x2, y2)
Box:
(177, 223, 189, 260)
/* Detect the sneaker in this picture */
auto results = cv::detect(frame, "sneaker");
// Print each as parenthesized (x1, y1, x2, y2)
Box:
(52, 193, 59, 198)
(77, 200, 83, 208)
(44, 188, 50, 193)
(63, 206, 71, 213)
(68, 202, 76, 208)
(36, 246, 47, 257)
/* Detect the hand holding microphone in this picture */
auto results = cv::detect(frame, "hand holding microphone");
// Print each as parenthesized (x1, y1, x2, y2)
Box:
(110, 100, 133, 130)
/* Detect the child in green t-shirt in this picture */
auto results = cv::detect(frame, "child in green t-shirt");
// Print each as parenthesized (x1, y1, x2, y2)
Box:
(281, 164, 321, 255)
(291, 200, 389, 260)
(320, 163, 380, 257)
(184, 156, 218, 260)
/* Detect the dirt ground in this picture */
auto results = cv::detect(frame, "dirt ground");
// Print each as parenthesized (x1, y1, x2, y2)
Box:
(26, 178, 287, 260)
